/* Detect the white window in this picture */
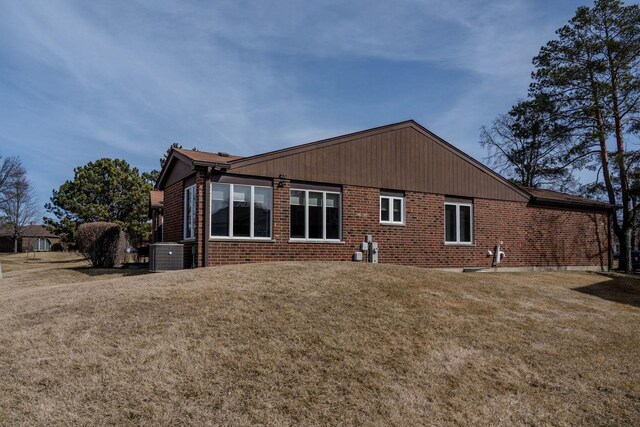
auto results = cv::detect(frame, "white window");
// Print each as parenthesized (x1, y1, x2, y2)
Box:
(34, 238, 51, 251)
(380, 194, 404, 224)
(445, 201, 473, 244)
(290, 189, 341, 241)
(211, 183, 272, 239)
(184, 184, 196, 240)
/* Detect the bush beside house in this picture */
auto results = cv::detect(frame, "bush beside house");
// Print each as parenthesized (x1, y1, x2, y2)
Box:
(76, 222, 126, 267)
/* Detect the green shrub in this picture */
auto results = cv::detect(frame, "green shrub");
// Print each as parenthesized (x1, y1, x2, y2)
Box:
(76, 222, 126, 267)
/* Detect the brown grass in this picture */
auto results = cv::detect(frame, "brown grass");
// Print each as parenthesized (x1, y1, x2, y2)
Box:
(0, 251, 87, 273)
(0, 256, 639, 426)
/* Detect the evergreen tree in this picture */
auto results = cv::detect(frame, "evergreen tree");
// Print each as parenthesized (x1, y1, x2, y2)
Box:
(45, 158, 152, 244)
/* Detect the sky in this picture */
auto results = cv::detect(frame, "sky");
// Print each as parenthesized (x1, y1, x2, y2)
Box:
(0, 0, 606, 213)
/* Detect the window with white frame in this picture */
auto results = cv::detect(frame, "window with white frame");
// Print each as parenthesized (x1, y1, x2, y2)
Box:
(211, 183, 272, 239)
(290, 189, 341, 241)
(184, 184, 197, 240)
(444, 201, 473, 244)
(380, 192, 404, 224)
(34, 238, 51, 252)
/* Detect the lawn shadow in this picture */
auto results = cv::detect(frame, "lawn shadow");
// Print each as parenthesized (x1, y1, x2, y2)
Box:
(70, 264, 150, 278)
(26, 258, 86, 264)
(572, 272, 640, 308)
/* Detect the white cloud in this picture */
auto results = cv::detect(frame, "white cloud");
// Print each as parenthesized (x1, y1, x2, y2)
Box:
(0, 0, 589, 206)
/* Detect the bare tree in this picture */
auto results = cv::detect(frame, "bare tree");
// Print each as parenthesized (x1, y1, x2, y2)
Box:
(0, 175, 40, 252)
(0, 156, 24, 204)
(480, 94, 576, 189)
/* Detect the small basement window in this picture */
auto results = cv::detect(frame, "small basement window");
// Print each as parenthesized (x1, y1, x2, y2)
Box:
(444, 200, 473, 244)
(380, 191, 404, 224)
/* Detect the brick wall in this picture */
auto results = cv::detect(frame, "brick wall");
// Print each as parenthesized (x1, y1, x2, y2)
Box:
(163, 180, 184, 243)
(161, 179, 196, 267)
(164, 178, 609, 269)
(195, 171, 206, 268)
(20, 236, 61, 252)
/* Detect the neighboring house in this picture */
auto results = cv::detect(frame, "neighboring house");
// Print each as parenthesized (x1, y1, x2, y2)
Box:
(151, 120, 613, 271)
(611, 234, 640, 254)
(149, 190, 164, 244)
(0, 224, 61, 252)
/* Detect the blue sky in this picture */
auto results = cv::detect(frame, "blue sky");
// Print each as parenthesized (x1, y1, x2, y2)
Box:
(0, 0, 602, 212)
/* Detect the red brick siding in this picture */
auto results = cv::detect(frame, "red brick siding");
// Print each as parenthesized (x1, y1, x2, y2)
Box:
(162, 180, 184, 243)
(151, 211, 163, 243)
(164, 179, 609, 269)
(161, 179, 196, 268)
(195, 171, 207, 267)
(20, 236, 61, 252)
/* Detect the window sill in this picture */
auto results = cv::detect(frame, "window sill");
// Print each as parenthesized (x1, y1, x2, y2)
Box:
(380, 222, 405, 226)
(209, 238, 275, 243)
(444, 242, 476, 247)
(180, 238, 196, 243)
(288, 239, 345, 244)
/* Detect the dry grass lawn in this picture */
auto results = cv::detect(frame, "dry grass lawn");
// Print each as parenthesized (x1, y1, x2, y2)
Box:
(0, 254, 639, 426)
(0, 251, 87, 273)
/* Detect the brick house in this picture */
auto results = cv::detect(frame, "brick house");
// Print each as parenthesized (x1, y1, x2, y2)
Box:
(0, 224, 61, 252)
(152, 120, 613, 271)
(149, 190, 164, 244)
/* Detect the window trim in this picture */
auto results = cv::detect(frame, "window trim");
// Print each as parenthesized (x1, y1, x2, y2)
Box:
(35, 238, 51, 252)
(444, 201, 473, 245)
(289, 189, 342, 242)
(380, 195, 405, 225)
(183, 184, 196, 240)
(210, 183, 273, 240)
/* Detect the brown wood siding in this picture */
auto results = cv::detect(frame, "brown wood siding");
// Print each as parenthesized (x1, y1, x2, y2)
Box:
(230, 125, 528, 202)
(163, 158, 195, 188)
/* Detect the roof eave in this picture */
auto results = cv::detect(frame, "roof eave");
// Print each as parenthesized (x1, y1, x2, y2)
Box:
(530, 196, 615, 211)
(156, 149, 181, 189)
(192, 160, 232, 171)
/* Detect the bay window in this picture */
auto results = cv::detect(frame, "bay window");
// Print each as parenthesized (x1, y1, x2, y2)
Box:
(290, 189, 341, 241)
(211, 183, 272, 239)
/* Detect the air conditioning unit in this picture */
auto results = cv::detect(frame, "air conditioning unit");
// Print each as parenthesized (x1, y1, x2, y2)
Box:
(149, 243, 184, 272)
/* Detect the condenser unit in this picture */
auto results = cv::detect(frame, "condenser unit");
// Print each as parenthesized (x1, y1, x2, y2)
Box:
(149, 243, 184, 272)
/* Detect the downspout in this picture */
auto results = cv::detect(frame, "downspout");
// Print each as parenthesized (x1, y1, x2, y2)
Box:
(204, 172, 211, 268)
(607, 209, 612, 272)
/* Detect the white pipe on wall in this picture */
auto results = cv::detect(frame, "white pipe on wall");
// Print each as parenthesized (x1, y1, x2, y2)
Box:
(493, 241, 506, 267)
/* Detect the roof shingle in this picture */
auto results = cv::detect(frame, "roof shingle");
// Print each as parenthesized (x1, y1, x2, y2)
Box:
(149, 190, 164, 209)
(524, 187, 612, 209)
(174, 148, 243, 164)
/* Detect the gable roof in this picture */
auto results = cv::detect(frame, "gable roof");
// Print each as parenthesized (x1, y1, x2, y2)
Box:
(524, 187, 613, 210)
(156, 148, 243, 188)
(228, 120, 530, 202)
(154, 120, 612, 209)
(0, 224, 58, 238)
